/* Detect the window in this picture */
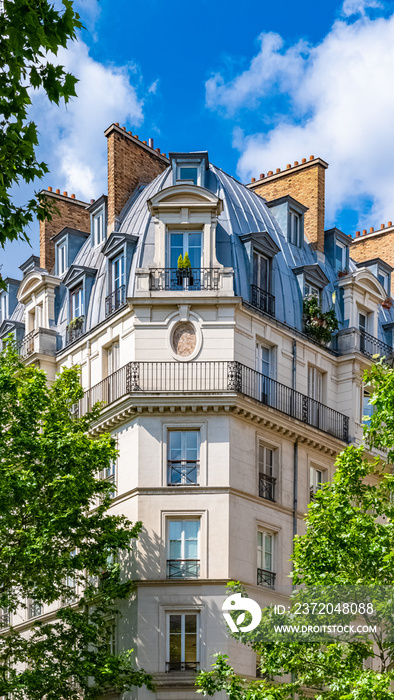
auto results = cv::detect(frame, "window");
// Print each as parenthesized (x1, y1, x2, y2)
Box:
(289, 210, 302, 246)
(304, 282, 320, 300)
(178, 166, 198, 185)
(93, 209, 105, 246)
(168, 430, 199, 485)
(257, 531, 275, 588)
(57, 241, 67, 276)
(359, 312, 367, 331)
(28, 600, 42, 619)
(167, 612, 199, 672)
(71, 286, 84, 319)
(0, 608, 10, 628)
(103, 619, 116, 656)
(258, 444, 276, 502)
(169, 231, 202, 269)
(310, 466, 324, 500)
(362, 390, 375, 423)
(378, 270, 390, 294)
(0, 294, 7, 323)
(100, 460, 116, 490)
(256, 343, 275, 403)
(107, 341, 119, 376)
(253, 251, 269, 292)
(167, 520, 200, 579)
(112, 254, 125, 291)
(335, 241, 347, 272)
(308, 366, 323, 403)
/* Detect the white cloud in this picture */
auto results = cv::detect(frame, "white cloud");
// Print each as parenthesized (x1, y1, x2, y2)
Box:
(341, 0, 383, 17)
(31, 40, 144, 201)
(206, 8, 394, 232)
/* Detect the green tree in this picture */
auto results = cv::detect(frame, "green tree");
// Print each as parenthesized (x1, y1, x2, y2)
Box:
(197, 360, 394, 700)
(0, 0, 81, 253)
(0, 345, 154, 699)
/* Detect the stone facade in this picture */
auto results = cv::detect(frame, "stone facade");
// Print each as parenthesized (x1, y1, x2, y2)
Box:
(39, 190, 90, 272)
(105, 124, 169, 230)
(248, 158, 327, 253)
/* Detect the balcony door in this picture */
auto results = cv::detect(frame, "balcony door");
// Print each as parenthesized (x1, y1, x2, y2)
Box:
(253, 251, 269, 292)
(256, 343, 274, 404)
(169, 232, 202, 269)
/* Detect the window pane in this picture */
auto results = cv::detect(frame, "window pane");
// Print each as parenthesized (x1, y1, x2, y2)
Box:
(169, 521, 182, 541)
(185, 634, 197, 662)
(169, 540, 182, 559)
(187, 233, 202, 268)
(185, 431, 198, 459)
(170, 234, 184, 268)
(184, 521, 199, 539)
(169, 431, 182, 460)
(180, 167, 198, 184)
(185, 614, 197, 633)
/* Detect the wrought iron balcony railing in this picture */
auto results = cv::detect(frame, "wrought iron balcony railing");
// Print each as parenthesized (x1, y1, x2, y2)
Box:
(166, 661, 199, 672)
(78, 361, 349, 442)
(251, 284, 275, 317)
(259, 473, 276, 502)
(105, 285, 126, 317)
(257, 568, 276, 589)
(166, 559, 200, 579)
(359, 329, 393, 359)
(66, 316, 85, 346)
(168, 460, 199, 486)
(149, 268, 220, 291)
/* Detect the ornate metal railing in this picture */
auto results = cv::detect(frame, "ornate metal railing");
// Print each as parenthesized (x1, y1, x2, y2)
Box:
(257, 568, 276, 589)
(149, 268, 220, 291)
(251, 284, 275, 317)
(105, 285, 126, 317)
(166, 661, 199, 672)
(259, 473, 276, 502)
(166, 560, 200, 579)
(78, 361, 349, 442)
(168, 460, 199, 486)
(359, 329, 393, 359)
(66, 316, 85, 346)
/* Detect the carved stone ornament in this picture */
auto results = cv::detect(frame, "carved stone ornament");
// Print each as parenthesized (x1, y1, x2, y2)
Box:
(172, 322, 196, 357)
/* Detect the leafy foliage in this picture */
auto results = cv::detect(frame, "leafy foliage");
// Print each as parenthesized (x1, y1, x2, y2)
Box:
(303, 295, 339, 344)
(197, 362, 394, 700)
(0, 344, 153, 698)
(0, 0, 82, 247)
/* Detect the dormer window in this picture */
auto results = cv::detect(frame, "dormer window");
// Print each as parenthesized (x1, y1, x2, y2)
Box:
(93, 208, 105, 246)
(57, 240, 67, 276)
(289, 210, 302, 247)
(112, 254, 125, 293)
(0, 294, 7, 323)
(71, 286, 84, 319)
(335, 241, 347, 273)
(304, 282, 320, 300)
(169, 231, 202, 269)
(378, 270, 389, 294)
(169, 152, 209, 188)
(178, 166, 198, 185)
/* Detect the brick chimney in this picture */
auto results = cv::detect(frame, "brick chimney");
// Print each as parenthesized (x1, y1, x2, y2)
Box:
(39, 190, 91, 272)
(105, 124, 169, 231)
(247, 157, 328, 253)
(350, 222, 394, 293)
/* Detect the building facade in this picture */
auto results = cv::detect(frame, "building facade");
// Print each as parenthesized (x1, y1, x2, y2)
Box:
(1, 125, 393, 699)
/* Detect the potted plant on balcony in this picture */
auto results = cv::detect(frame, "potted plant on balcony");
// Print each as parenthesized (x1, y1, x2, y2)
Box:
(67, 316, 84, 333)
(303, 296, 338, 344)
(337, 267, 349, 278)
(176, 253, 194, 286)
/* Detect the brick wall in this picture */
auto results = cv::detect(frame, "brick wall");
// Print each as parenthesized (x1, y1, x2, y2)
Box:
(105, 124, 169, 230)
(39, 191, 90, 272)
(248, 158, 328, 252)
(351, 227, 394, 294)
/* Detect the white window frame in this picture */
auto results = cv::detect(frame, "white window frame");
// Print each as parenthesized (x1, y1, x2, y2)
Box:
(335, 241, 347, 272)
(0, 293, 7, 323)
(289, 210, 302, 246)
(167, 429, 200, 486)
(92, 208, 105, 247)
(378, 270, 389, 294)
(166, 611, 200, 672)
(310, 466, 324, 500)
(111, 253, 125, 291)
(106, 340, 120, 376)
(175, 161, 202, 186)
(258, 443, 277, 502)
(71, 286, 84, 319)
(362, 388, 375, 423)
(304, 282, 320, 300)
(167, 230, 203, 268)
(167, 519, 200, 579)
(57, 240, 67, 276)
(255, 342, 275, 378)
(308, 366, 324, 403)
(103, 618, 116, 656)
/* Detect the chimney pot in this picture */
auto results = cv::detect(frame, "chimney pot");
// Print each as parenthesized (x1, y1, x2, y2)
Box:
(115, 122, 119, 126)
(294, 161, 299, 166)
(370, 227, 374, 233)
(363, 229, 367, 235)
(48, 186, 52, 191)
(381, 223, 385, 229)
(310, 155, 314, 160)
(90, 199, 95, 204)
(276, 168, 280, 173)
(356, 231, 360, 237)
(155, 148, 161, 153)
(135, 135, 139, 140)
(128, 131, 132, 135)
(63, 191, 67, 197)
(286, 164, 291, 169)
(56, 189, 60, 194)
(71, 194, 75, 199)
(149, 138, 154, 148)
(163, 153, 166, 157)
(143, 140, 147, 144)
(302, 158, 306, 163)
(251, 177, 256, 182)
(268, 170, 273, 176)
(121, 126, 126, 131)
(389, 221, 393, 227)
(259, 173, 264, 179)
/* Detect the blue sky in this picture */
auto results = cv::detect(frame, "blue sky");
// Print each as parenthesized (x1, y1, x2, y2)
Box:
(3, 0, 394, 277)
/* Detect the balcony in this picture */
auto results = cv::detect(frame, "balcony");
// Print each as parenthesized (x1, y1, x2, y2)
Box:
(149, 268, 220, 291)
(251, 284, 275, 317)
(335, 327, 393, 360)
(167, 560, 200, 579)
(66, 316, 85, 346)
(18, 329, 35, 358)
(166, 662, 199, 673)
(78, 361, 349, 442)
(168, 460, 199, 486)
(257, 568, 276, 589)
(105, 285, 126, 316)
(259, 473, 276, 502)
(17, 328, 57, 359)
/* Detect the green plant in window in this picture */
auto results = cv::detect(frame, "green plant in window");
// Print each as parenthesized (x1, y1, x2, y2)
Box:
(183, 252, 191, 269)
(67, 316, 84, 332)
(303, 295, 338, 344)
(177, 254, 184, 269)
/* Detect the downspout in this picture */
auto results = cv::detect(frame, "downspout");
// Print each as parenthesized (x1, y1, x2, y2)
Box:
(293, 439, 298, 542)
(292, 339, 297, 390)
